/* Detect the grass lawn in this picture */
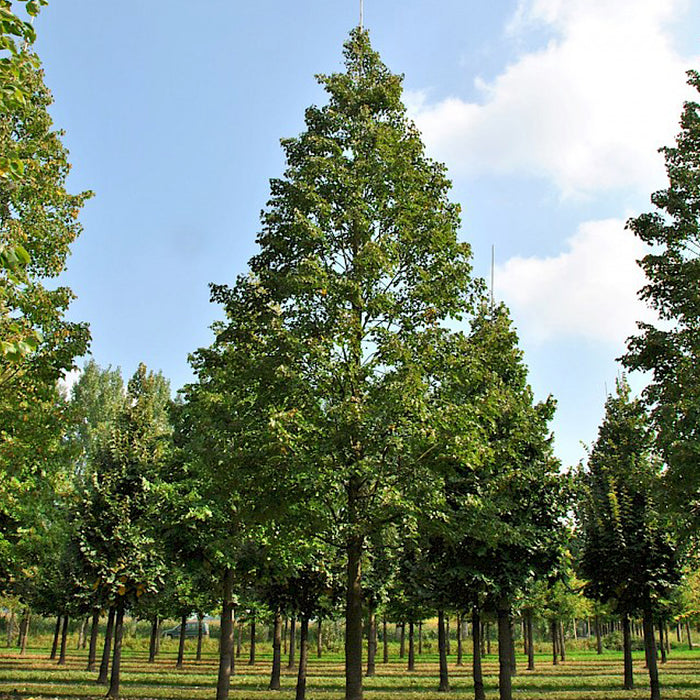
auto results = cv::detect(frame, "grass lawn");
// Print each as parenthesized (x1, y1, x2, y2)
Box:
(2, 643, 700, 699)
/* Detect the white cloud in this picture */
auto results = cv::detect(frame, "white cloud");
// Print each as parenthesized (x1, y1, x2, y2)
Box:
(58, 367, 82, 398)
(408, 0, 698, 197)
(495, 218, 654, 344)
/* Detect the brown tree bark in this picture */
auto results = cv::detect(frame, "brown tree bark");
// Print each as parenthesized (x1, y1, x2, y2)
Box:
(78, 616, 88, 649)
(558, 620, 566, 662)
(317, 618, 323, 659)
(248, 613, 256, 666)
(148, 616, 159, 663)
(106, 602, 125, 699)
(6, 611, 15, 647)
(686, 620, 693, 650)
(418, 620, 423, 655)
(594, 615, 603, 655)
(446, 616, 451, 656)
(97, 606, 116, 685)
(497, 603, 513, 700)
(551, 619, 558, 666)
(472, 606, 485, 700)
(196, 613, 204, 661)
(87, 609, 100, 671)
(366, 605, 376, 677)
(642, 605, 661, 700)
(57, 614, 69, 665)
(269, 609, 282, 691)
(18, 608, 30, 654)
(399, 622, 405, 659)
(526, 610, 535, 671)
(295, 615, 310, 700)
(345, 532, 364, 700)
(215, 567, 235, 700)
(50, 615, 61, 660)
(382, 617, 388, 663)
(407, 620, 415, 671)
(485, 622, 491, 655)
(176, 612, 187, 669)
(283, 617, 288, 655)
(659, 622, 666, 663)
(622, 614, 634, 690)
(287, 616, 297, 669)
(438, 609, 450, 692)
(456, 613, 463, 666)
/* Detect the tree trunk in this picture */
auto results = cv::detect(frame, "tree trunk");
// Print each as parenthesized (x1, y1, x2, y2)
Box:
(558, 620, 566, 662)
(269, 609, 282, 690)
(197, 613, 204, 661)
(176, 612, 187, 669)
(6, 611, 15, 647)
(97, 606, 116, 685)
(287, 616, 297, 669)
(622, 614, 634, 690)
(248, 613, 256, 666)
(407, 620, 415, 671)
(446, 616, 451, 656)
(497, 603, 513, 700)
(642, 605, 661, 700)
(485, 622, 491, 655)
(77, 616, 87, 649)
(295, 615, 309, 700)
(50, 615, 61, 660)
(148, 616, 158, 663)
(235, 622, 242, 658)
(317, 618, 322, 659)
(345, 532, 364, 700)
(382, 617, 388, 663)
(418, 620, 423, 655)
(510, 617, 517, 675)
(595, 615, 603, 655)
(686, 620, 693, 650)
(438, 609, 450, 692)
(106, 602, 125, 699)
(283, 617, 288, 655)
(659, 622, 666, 663)
(399, 622, 405, 659)
(215, 567, 235, 700)
(526, 610, 535, 671)
(551, 619, 558, 666)
(366, 605, 376, 677)
(472, 606, 485, 700)
(58, 614, 69, 665)
(18, 608, 30, 654)
(456, 613, 463, 666)
(87, 610, 100, 671)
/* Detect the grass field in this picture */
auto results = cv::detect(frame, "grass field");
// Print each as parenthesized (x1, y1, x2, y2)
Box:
(2, 642, 700, 699)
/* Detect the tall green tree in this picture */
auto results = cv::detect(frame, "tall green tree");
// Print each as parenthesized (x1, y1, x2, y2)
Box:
(622, 70, 700, 532)
(578, 378, 679, 700)
(240, 28, 476, 700)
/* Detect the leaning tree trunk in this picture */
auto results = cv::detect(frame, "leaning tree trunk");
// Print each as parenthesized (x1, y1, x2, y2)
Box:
(87, 609, 100, 671)
(50, 616, 62, 660)
(215, 567, 235, 700)
(366, 603, 377, 677)
(382, 617, 388, 663)
(345, 530, 364, 700)
(106, 601, 125, 700)
(438, 609, 450, 692)
(407, 620, 415, 672)
(622, 614, 634, 690)
(472, 606, 486, 700)
(176, 612, 188, 669)
(643, 605, 661, 700)
(269, 609, 282, 691)
(248, 613, 256, 666)
(287, 616, 297, 670)
(57, 614, 69, 665)
(526, 610, 535, 671)
(148, 616, 159, 663)
(497, 603, 513, 700)
(97, 606, 116, 685)
(295, 615, 310, 700)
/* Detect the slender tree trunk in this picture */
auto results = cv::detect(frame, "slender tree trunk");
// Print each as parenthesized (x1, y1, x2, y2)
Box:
(510, 617, 517, 676)
(526, 610, 535, 671)
(77, 616, 87, 649)
(148, 615, 158, 664)
(197, 613, 204, 661)
(50, 615, 61, 660)
(399, 622, 405, 659)
(215, 567, 235, 700)
(407, 620, 415, 671)
(155, 619, 161, 655)
(418, 620, 423, 655)
(457, 613, 463, 666)
(446, 616, 451, 656)
(472, 606, 485, 700)
(176, 612, 187, 669)
(382, 617, 388, 663)
(438, 609, 450, 692)
(148, 616, 158, 663)
(345, 532, 364, 700)
(106, 602, 125, 700)
(97, 606, 116, 685)
(236, 622, 242, 658)
(558, 620, 566, 662)
(87, 610, 100, 671)
(595, 615, 603, 655)
(287, 616, 297, 669)
(6, 611, 15, 647)
(642, 605, 661, 700)
(295, 615, 309, 700)
(497, 603, 513, 700)
(366, 605, 376, 677)
(317, 618, 322, 659)
(485, 623, 491, 655)
(248, 613, 256, 666)
(269, 609, 282, 691)
(665, 624, 670, 655)
(686, 620, 693, 650)
(18, 608, 30, 654)
(283, 617, 288, 656)
(622, 614, 634, 690)
(230, 610, 236, 675)
(659, 622, 666, 663)
(58, 614, 69, 665)
(551, 619, 558, 666)
(676, 624, 681, 643)
(572, 617, 578, 640)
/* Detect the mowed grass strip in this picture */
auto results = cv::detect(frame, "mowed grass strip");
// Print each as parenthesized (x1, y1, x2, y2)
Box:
(2, 646, 700, 699)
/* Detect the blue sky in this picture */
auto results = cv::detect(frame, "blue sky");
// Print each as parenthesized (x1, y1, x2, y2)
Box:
(36, 0, 700, 468)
